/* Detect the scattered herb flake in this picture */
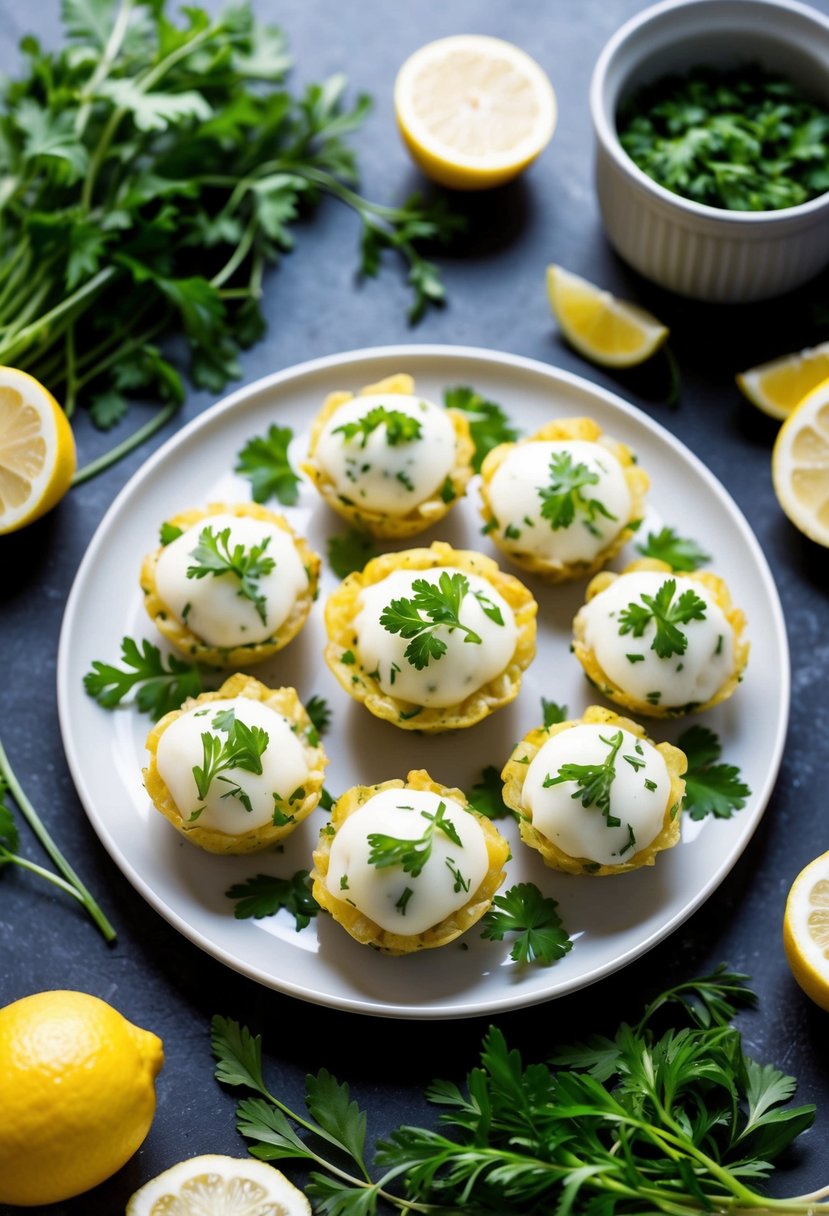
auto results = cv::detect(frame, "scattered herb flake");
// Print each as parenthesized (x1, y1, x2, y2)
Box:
(326, 529, 379, 579)
(235, 425, 301, 506)
(678, 725, 751, 819)
(636, 526, 711, 571)
(225, 870, 319, 927)
(83, 636, 203, 719)
(480, 881, 573, 965)
(443, 385, 520, 473)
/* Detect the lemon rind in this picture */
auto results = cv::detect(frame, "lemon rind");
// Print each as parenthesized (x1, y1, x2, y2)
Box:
(323, 540, 538, 732)
(311, 769, 510, 955)
(479, 416, 650, 581)
(501, 704, 686, 876)
(143, 673, 328, 854)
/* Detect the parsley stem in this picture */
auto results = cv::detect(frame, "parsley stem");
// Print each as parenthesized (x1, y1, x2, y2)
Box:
(0, 848, 87, 904)
(71, 397, 181, 486)
(75, 0, 136, 140)
(0, 737, 116, 943)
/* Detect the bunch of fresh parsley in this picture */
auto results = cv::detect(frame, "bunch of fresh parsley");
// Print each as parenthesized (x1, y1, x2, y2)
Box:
(0, 0, 460, 478)
(212, 967, 824, 1214)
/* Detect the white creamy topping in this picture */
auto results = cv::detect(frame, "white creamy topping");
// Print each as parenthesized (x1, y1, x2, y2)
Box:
(522, 723, 672, 864)
(315, 393, 456, 515)
(354, 566, 518, 708)
(156, 697, 310, 835)
(487, 439, 632, 563)
(325, 788, 489, 934)
(155, 513, 308, 648)
(578, 570, 734, 709)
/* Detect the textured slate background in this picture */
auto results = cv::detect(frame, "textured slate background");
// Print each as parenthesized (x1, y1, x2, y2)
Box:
(1, 1, 829, 1212)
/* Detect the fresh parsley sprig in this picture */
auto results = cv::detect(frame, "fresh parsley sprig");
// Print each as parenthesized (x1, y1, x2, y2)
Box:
(226, 870, 319, 927)
(333, 406, 422, 448)
(538, 450, 617, 535)
(367, 800, 462, 878)
(636, 526, 711, 571)
(480, 882, 572, 964)
(0, 741, 115, 942)
(213, 968, 826, 1214)
(678, 725, 751, 819)
(235, 426, 301, 506)
(466, 766, 513, 820)
(443, 385, 520, 472)
(83, 636, 203, 720)
(380, 571, 500, 670)
(192, 710, 269, 805)
(618, 577, 708, 659)
(187, 525, 275, 625)
(544, 729, 624, 826)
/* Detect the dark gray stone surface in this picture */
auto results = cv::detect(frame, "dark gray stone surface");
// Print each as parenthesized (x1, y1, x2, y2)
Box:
(2, 1, 829, 1212)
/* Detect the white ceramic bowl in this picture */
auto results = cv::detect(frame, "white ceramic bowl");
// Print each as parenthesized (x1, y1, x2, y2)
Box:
(590, 0, 829, 302)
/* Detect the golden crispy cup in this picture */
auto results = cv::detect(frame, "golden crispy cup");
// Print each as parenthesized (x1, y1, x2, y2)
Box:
(479, 416, 649, 582)
(144, 673, 328, 854)
(572, 557, 749, 718)
(324, 540, 538, 732)
(302, 373, 474, 538)
(502, 704, 686, 876)
(311, 769, 510, 955)
(140, 501, 320, 668)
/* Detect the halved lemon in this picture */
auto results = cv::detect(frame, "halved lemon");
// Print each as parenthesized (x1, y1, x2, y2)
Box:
(0, 366, 76, 535)
(546, 265, 669, 368)
(394, 34, 557, 190)
(126, 1155, 311, 1216)
(771, 376, 829, 547)
(736, 342, 829, 421)
(783, 850, 829, 1012)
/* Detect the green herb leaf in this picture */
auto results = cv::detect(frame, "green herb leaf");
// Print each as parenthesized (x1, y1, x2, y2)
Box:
(304, 696, 332, 739)
(543, 730, 624, 826)
(636, 526, 711, 571)
(326, 529, 379, 579)
(192, 710, 269, 802)
(443, 385, 520, 473)
(480, 882, 572, 964)
(379, 571, 487, 670)
(466, 766, 513, 820)
(618, 577, 707, 659)
(187, 525, 275, 625)
(538, 450, 617, 535)
(235, 426, 301, 506)
(333, 406, 422, 448)
(541, 698, 567, 727)
(678, 725, 751, 819)
(367, 800, 461, 878)
(225, 870, 319, 928)
(83, 636, 202, 719)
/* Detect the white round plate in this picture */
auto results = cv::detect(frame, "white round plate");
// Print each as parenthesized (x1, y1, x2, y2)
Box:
(57, 345, 789, 1019)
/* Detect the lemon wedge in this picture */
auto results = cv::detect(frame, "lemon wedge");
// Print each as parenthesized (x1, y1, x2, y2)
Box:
(771, 376, 829, 547)
(0, 366, 76, 535)
(394, 34, 557, 190)
(546, 265, 669, 368)
(736, 342, 829, 421)
(783, 851, 829, 1012)
(127, 1155, 311, 1216)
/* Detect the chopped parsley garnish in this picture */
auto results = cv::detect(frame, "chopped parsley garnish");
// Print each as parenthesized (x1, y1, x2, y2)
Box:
(235, 425, 301, 505)
(541, 698, 568, 728)
(187, 525, 275, 625)
(192, 709, 269, 804)
(443, 385, 520, 472)
(333, 405, 422, 447)
(225, 870, 319, 928)
(678, 725, 751, 819)
(379, 571, 495, 669)
(159, 521, 184, 545)
(326, 528, 379, 579)
(538, 451, 616, 535)
(543, 730, 624, 827)
(636, 526, 711, 572)
(83, 636, 203, 719)
(480, 882, 572, 965)
(304, 695, 332, 739)
(618, 577, 707, 659)
(366, 800, 462, 877)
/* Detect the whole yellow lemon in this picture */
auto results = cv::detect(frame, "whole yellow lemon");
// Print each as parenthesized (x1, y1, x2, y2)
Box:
(0, 989, 164, 1207)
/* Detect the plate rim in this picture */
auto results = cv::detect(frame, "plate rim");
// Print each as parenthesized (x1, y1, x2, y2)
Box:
(57, 342, 791, 1018)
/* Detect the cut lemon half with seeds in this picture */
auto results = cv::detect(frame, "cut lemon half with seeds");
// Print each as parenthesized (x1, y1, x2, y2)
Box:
(546, 265, 669, 368)
(126, 1155, 311, 1216)
(394, 34, 557, 190)
(771, 376, 829, 547)
(783, 850, 829, 1012)
(0, 366, 76, 535)
(736, 342, 829, 421)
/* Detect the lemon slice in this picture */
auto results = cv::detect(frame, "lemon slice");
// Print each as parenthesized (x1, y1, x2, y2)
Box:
(771, 376, 829, 547)
(126, 1155, 311, 1216)
(546, 265, 669, 368)
(736, 342, 829, 421)
(0, 366, 76, 535)
(394, 34, 557, 190)
(783, 851, 829, 1012)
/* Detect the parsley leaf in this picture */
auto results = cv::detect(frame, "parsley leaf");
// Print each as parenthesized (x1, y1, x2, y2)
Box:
(187, 525, 275, 625)
(225, 870, 319, 928)
(538, 451, 617, 534)
(636, 526, 711, 571)
(678, 725, 751, 819)
(541, 698, 568, 727)
(480, 882, 572, 965)
(466, 766, 513, 820)
(332, 406, 422, 447)
(367, 800, 461, 878)
(380, 571, 484, 669)
(618, 577, 708, 659)
(304, 696, 332, 739)
(83, 636, 203, 719)
(326, 528, 379, 578)
(192, 710, 269, 803)
(443, 385, 520, 473)
(235, 426, 301, 506)
(543, 729, 624, 827)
